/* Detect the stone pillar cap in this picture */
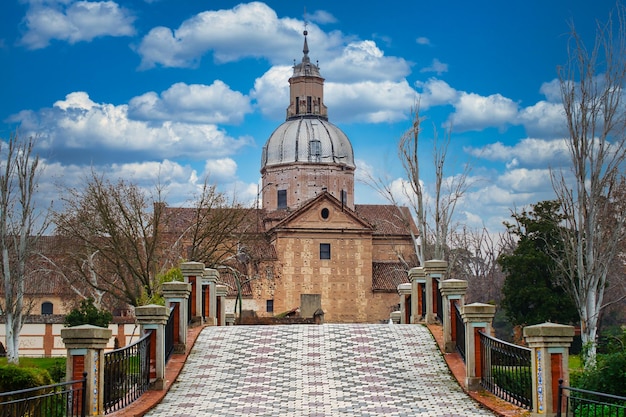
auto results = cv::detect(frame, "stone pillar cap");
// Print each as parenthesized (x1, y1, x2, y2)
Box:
(408, 267, 426, 282)
(215, 284, 228, 297)
(461, 302, 496, 321)
(135, 304, 170, 324)
(180, 261, 206, 275)
(162, 281, 191, 297)
(203, 268, 220, 283)
(397, 283, 412, 294)
(424, 259, 447, 269)
(523, 322, 575, 338)
(61, 324, 112, 349)
(440, 279, 468, 293)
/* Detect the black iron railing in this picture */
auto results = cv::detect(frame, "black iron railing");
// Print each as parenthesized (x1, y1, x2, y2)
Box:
(435, 279, 443, 323)
(0, 372, 87, 417)
(557, 381, 626, 417)
(454, 302, 465, 362)
(165, 304, 177, 362)
(479, 331, 532, 409)
(103, 330, 151, 414)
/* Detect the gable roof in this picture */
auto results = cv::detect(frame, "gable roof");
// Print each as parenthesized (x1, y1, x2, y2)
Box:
(355, 205, 419, 236)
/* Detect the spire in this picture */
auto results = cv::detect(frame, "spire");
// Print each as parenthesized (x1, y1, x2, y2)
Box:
(302, 29, 310, 64)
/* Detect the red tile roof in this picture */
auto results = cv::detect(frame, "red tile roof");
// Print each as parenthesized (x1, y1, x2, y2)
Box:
(372, 262, 411, 292)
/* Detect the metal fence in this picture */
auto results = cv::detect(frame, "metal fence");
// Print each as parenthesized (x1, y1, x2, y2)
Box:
(103, 330, 151, 414)
(479, 331, 532, 409)
(557, 381, 626, 417)
(454, 302, 465, 362)
(165, 304, 178, 363)
(0, 373, 87, 417)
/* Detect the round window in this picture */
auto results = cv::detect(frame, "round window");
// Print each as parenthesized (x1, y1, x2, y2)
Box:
(321, 208, 330, 219)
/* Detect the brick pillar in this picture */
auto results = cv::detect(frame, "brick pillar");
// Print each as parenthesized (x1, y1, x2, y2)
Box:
(61, 325, 112, 416)
(135, 305, 169, 390)
(440, 279, 468, 353)
(216, 284, 228, 326)
(524, 323, 575, 417)
(397, 283, 412, 324)
(424, 260, 447, 324)
(203, 268, 219, 325)
(162, 281, 191, 353)
(180, 261, 205, 324)
(408, 267, 426, 323)
(461, 302, 496, 391)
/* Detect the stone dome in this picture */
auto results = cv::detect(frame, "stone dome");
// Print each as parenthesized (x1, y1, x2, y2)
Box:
(261, 116, 355, 170)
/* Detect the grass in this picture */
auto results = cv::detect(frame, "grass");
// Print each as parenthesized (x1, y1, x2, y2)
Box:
(569, 354, 583, 371)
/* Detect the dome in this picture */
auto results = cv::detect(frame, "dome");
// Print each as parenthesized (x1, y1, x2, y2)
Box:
(261, 116, 355, 170)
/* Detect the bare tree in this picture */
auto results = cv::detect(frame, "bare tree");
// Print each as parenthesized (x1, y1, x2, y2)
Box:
(552, 4, 626, 365)
(0, 132, 49, 364)
(54, 173, 167, 307)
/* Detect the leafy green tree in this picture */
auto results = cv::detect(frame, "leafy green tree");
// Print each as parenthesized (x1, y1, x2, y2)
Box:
(498, 201, 578, 326)
(64, 297, 112, 328)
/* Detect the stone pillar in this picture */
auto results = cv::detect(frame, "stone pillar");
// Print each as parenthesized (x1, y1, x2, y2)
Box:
(408, 267, 426, 323)
(461, 302, 496, 391)
(424, 260, 447, 324)
(61, 325, 112, 416)
(162, 281, 191, 353)
(524, 323, 575, 417)
(203, 268, 219, 325)
(397, 283, 412, 324)
(135, 304, 169, 390)
(180, 261, 205, 324)
(216, 284, 228, 326)
(440, 279, 468, 353)
(225, 312, 236, 326)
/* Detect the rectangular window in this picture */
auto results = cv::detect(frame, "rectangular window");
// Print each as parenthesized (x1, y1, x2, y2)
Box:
(266, 299, 274, 313)
(320, 243, 331, 260)
(277, 189, 287, 209)
(307, 96, 312, 113)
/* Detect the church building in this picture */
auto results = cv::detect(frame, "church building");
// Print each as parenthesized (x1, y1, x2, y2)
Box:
(166, 31, 419, 323)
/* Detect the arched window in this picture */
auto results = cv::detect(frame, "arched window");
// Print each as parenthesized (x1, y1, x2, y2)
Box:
(41, 302, 53, 315)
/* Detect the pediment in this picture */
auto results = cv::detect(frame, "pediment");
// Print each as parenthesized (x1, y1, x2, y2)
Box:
(270, 192, 372, 232)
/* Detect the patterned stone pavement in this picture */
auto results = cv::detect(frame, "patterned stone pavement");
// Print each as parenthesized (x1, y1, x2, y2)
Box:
(145, 323, 496, 417)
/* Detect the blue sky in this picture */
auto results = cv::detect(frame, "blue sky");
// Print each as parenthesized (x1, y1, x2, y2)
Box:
(0, 0, 618, 232)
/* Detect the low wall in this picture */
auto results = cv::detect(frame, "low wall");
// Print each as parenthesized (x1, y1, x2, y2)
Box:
(0, 315, 139, 357)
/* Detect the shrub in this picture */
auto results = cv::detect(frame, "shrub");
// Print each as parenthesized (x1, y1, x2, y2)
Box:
(0, 365, 53, 392)
(572, 351, 626, 398)
(65, 297, 112, 328)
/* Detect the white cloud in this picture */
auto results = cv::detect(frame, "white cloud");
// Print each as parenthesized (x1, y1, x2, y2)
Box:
(136, 2, 345, 69)
(466, 138, 570, 168)
(10, 91, 251, 163)
(518, 100, 566, 138)
(128, 81, 252, 125)
(203, 158, 238, 182)
(420, 58, 448, 75)
(251, 65, 292, 119)
(416, 78, 458, 108)
(449, 92, 519, 131)
(323, 40, 411, 83)
(20, 0, 135, 49)
(416, 37, 430, 45)
(326, 80, 417, 123)
(498, 168, 553, 193)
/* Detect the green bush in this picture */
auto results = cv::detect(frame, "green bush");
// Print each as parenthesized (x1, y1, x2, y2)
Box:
(492, 366, 532, 400)
(571, 351, 626, 398)
(65, 297, 112, 328)
(0, 365, 53, 392)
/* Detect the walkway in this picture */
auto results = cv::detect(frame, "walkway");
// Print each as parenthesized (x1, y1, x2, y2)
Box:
(144, 323, 496, 417)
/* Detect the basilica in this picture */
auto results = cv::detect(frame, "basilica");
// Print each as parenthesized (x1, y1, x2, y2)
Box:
(168, 31, 419, 322)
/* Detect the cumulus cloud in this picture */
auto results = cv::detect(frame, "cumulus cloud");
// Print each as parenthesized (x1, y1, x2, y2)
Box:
(416, 37, 430, 45)
(10, 91, 251, 164)
(498, 168, 553, 193)
(518, 100, 566, 138)
(20, 0, 135, 49)
(128, 81, 252, 125)
(136, 2, 344, 69)
(416, 78, 458, 108)
(449, 92, 519, 131)
(251, 65, 292, 119)
(323, 40, 411, 83)
(466, 137, 570, 168)
(326, 80, 417, 123)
